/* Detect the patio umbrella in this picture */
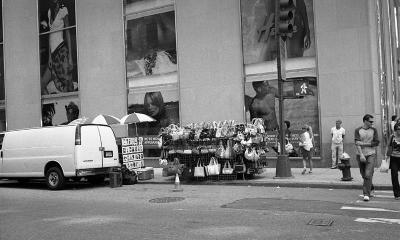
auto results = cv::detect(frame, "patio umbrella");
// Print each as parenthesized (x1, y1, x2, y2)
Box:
(68, 114, 121, 126)
(120, 112, 156, 135)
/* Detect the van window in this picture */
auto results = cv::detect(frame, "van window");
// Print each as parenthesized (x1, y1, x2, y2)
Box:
(0, 133, 4, 149)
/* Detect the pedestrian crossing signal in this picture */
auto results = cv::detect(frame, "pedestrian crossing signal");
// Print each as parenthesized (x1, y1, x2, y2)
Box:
(293, 80, 313, 96)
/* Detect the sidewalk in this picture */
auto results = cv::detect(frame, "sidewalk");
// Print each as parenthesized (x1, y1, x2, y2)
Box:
(143, 167, 393, 190)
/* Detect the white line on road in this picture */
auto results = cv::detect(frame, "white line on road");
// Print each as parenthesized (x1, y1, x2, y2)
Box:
(341, 206, 400, 213)
(355, 218, 400, 225)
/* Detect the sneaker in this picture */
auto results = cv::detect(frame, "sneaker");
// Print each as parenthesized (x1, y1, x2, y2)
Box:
(363, 195, 370, 201)
(309, 170, 313, 174)
(395, 197, 400, 200)
(330, 166, 337, 169)
(301, 169, 306, 175)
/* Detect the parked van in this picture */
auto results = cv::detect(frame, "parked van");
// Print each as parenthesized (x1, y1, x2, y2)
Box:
(0, 124, 120, 190)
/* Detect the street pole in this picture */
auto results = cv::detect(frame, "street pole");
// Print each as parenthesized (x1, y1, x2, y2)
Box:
(274, 0, 293, 179)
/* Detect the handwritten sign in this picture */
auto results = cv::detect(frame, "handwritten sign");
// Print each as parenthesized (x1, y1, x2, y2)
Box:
(121, 137, 144, 170)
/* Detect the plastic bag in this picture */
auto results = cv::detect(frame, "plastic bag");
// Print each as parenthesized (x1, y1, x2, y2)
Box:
(379, 157, 390, 173)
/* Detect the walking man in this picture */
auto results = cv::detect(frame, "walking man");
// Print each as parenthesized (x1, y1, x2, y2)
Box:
(330, 119, 345, 169)
(354, 114, 380, 201)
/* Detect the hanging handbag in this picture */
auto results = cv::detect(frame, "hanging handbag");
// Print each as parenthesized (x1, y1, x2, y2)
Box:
(234, 156, 246, 173)
(194, 159, 205, 177)
(222, 161, 234, 174)
(206, 157, 220, 176)
(379, 157, 390, 173)
(223, 139, 234, 159)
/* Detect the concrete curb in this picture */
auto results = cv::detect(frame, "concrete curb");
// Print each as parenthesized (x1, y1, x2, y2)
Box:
(139, 180, 393, 190)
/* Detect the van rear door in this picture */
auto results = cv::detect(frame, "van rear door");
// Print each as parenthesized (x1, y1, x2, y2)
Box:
(98, 126, 119, 168)
(76, 125, 103, 169)
(75, 125, 119, 170)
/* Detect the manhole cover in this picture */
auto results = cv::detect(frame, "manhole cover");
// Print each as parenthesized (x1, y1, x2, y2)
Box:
(307, 219, 334, 226)
(149, 197, 185, 203)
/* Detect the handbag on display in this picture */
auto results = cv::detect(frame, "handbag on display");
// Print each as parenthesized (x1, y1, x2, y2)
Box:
(206, 157, 220, 176)
(215, 140, 225, 158)
(164, 158, 183, 176)
(234, 156, 246, 173)
(244, 147, 260, 161)
(194, 159, 205, 177)
(222, 161, 234, 174)
(223, 139, 234, 159)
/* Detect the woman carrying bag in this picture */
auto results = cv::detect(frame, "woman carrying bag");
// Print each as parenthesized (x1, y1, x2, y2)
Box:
(386, 123, 400, 200)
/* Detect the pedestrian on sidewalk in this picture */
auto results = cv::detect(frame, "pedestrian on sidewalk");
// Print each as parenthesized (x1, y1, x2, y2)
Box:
(390, 115, 398, 134)
(299, 124, 313, 174)
(385, 122, 400, 200)
(330, 119, 345, 169)
(355, 114, 380, 202)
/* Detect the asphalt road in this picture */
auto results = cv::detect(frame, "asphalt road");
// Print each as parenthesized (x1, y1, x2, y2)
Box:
(0, 180, 399, 240)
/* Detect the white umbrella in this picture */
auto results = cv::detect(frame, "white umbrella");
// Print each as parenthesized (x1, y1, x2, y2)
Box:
(120, 113, 156, 135)
(68, 114, 121, 126)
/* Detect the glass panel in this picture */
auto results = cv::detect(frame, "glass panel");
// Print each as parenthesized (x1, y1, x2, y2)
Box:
(245, 77, 320, 156)
(241, 0, 315, 64)
(125, 11, 177, 78)
(0, 47, 4, 101)
(38, 0, 78, 96)
(127, 88, 179, 157)
(41, 98, 80, 126)
(0, 109, 5, 132)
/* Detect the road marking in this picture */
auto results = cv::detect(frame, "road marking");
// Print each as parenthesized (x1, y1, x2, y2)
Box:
(355, 218, 400, 225)
(341, 206, 400, 213)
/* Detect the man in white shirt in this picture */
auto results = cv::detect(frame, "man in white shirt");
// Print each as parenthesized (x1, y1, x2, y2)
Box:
(331, 119, 345, 169)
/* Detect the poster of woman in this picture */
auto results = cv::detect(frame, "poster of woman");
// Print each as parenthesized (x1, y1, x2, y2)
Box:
(241, 0, 315, 64)
(38, 0, 78, 95)
(128, 89, 179, 157)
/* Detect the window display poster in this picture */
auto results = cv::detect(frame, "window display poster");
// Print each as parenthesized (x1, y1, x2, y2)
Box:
(128, 89, 179, 157)
(42, 98, 80, 126)
(125, 10, 177, 78)
(241, 0, 315, 64)
(245, 77, 320, 155)
(38, 0, 78, 95)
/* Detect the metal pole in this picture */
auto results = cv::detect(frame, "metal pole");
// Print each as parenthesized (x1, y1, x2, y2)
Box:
(274, 0, 292, 178)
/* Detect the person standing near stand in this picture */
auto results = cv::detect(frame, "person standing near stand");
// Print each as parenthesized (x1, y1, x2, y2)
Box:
(299, 124, 313, 174)
(355, 114, 380, 202)
(330, 119, 345, 169)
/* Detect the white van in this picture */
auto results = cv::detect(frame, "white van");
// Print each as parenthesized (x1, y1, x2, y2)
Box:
(0, 124, 120, 190)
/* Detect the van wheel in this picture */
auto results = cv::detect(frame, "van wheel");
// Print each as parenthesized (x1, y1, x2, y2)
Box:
(46, 167, 65, 190)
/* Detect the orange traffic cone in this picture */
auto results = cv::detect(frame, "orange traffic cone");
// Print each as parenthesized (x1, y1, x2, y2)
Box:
(172, 173, 183, 192)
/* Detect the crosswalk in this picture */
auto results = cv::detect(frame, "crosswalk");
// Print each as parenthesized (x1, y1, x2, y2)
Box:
(342, 191, 400, 225)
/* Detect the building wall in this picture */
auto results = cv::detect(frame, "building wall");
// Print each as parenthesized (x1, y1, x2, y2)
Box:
(1, 0, 385, 166)
(3, 0, 41, 129)
(315, 0, 382, 165)
(176, 0, 245, 124)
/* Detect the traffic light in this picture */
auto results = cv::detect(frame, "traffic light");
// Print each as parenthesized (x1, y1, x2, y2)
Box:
(278, 0, 295, 39)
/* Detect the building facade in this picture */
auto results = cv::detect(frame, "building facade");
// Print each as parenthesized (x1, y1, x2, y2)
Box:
(1, 0, 399, 167)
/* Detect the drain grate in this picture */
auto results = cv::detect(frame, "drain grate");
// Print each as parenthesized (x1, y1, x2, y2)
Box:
(307, 218, 334, 226)
(149, 197, 185, 203)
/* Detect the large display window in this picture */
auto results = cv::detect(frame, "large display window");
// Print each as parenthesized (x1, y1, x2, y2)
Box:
(124, 0, 179, 158)
(38, 0, 80, 126)
(241, 0, 320, 156)
(38, 0, 78, 96)
(0, 1, 5, 132)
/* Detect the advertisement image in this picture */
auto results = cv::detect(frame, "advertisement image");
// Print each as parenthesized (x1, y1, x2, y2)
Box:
(38, 0, 78, 96)
(42, 99, 80, 126)
(241, 0, 315, 64)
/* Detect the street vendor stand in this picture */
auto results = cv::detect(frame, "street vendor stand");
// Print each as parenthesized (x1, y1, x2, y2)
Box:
(159, 119, 269, 181)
